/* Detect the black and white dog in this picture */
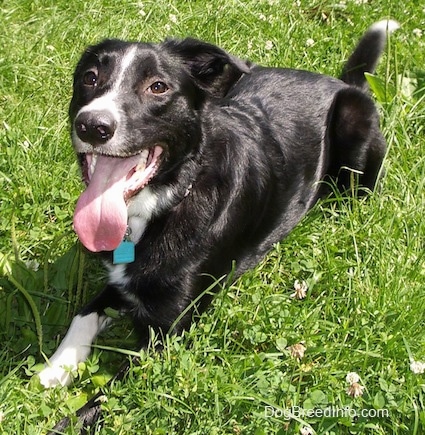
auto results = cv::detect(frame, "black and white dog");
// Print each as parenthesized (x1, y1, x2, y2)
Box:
(39, 20, 398, 390)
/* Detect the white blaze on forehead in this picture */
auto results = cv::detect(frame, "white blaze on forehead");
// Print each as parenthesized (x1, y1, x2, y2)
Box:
(75, 44, 138, 119)
(114, 44, 138, 91)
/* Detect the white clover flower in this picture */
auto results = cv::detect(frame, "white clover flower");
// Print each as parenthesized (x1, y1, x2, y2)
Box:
(413, 28, 423, 38)
(300, 426, 313, 435)
(265, 40, 274, 50)
(25, 260, 40, 271)
(169, 14, 178, 24)
(410, 360, 425, 374)
(346, 371, 364, 397)
(306, 38, 315, 47)
(22, 140, 31, 150)
(288, 342, 307, 359)
(291, 279, 308, 299)
(346, 372, 361, 385)
(346, 382, 365, 398)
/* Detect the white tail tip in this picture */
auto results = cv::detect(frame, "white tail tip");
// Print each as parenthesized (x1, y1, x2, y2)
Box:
(370, 19, 400, 34)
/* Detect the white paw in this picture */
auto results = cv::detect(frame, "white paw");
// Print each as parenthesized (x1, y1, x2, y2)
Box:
(39, 313, 106, 388)
(39, 343, 83, 387)
(39, 363, 75, 388)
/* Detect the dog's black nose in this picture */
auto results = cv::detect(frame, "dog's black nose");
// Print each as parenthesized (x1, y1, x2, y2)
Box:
(74, 111, 117, 145)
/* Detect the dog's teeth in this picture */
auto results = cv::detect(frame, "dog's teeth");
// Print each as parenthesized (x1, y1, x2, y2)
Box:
(136, 162, 146, 171)
(136, 149, 149, 171)
(89, 154, 98, 177)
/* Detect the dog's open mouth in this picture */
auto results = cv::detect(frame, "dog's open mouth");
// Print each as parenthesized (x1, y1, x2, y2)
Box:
(73, 146, 163, 252)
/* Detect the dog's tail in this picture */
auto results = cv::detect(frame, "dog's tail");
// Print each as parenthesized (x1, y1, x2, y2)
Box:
(340, 19, 399, 90)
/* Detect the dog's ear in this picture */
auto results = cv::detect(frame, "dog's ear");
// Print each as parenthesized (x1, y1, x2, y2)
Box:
(164, 38, 251, 97)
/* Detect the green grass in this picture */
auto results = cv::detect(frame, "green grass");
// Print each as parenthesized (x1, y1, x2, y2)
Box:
(1, 0, 424, 433)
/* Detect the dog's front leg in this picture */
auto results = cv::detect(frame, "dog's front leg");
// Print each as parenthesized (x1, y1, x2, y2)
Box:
(39, 312, 110, 388)
(39, 284, 125, 388)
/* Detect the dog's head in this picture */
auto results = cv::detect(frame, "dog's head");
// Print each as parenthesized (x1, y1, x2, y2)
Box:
(69, 38, 250, 252)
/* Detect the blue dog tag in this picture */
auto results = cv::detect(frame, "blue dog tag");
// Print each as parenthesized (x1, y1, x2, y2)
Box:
(113, 240, 135, 264)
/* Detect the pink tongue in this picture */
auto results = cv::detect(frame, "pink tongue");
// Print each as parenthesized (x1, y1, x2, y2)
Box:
(73, 154, 141, 252)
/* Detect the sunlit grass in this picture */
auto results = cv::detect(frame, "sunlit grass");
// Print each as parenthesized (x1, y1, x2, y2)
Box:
(0, 0, 424, 433)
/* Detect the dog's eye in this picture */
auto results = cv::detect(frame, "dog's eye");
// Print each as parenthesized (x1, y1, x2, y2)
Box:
(83, 71, 98, 87)
(148, 81, 169, 94)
